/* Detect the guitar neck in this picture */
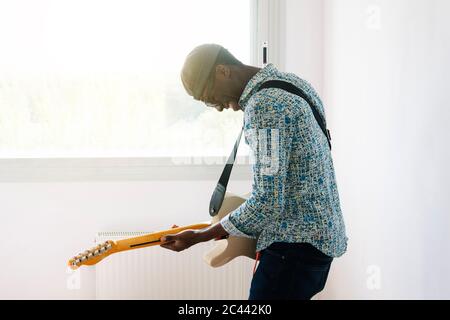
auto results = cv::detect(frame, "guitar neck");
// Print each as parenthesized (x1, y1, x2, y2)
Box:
(114, 222, 211, 253)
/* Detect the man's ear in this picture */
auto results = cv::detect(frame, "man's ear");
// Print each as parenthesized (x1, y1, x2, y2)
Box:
(216, 64, 231, 79)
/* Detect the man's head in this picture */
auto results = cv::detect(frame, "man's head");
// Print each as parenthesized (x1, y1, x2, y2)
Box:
(180, 44, 250, 112)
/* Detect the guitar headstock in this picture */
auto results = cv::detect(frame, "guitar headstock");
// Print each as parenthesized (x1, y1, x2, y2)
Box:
(68, 240, 116, 270)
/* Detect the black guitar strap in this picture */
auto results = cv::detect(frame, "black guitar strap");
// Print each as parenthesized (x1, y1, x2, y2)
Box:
(209, 124, 244, 216)
(208, 80, 332, 217)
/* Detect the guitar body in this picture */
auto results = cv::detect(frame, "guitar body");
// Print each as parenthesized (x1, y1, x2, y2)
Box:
(203, 193, 257, 268)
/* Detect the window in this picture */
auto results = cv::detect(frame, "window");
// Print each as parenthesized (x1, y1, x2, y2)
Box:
(0, 0, 256, 158)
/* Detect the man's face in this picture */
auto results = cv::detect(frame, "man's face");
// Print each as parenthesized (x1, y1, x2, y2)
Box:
(198, 66, 241, 112)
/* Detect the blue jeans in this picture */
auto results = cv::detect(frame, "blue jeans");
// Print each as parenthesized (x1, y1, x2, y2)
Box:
(249, 242, 333, 300)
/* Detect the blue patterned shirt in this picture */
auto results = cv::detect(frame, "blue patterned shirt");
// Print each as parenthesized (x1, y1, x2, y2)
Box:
(220, 64, 348, 258)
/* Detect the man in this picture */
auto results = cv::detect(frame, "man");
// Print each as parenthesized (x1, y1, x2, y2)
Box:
(160, 44, 348, 300)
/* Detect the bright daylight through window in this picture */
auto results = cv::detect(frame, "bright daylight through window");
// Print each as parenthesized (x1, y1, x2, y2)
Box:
(0, 0, 253, 158)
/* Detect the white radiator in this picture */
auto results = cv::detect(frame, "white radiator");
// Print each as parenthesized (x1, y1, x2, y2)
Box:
(94, 232, 254, 300)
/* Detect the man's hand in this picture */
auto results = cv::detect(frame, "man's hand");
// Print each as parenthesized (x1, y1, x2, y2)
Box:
(159, 222, 229, 253)
(160, 229, 201, 252)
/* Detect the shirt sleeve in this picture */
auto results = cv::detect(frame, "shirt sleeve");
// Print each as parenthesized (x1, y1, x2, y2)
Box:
(220, 96, 296, 238)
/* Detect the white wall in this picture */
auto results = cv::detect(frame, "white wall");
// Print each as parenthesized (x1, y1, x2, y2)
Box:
(283, 0, 324, 94)
(320, 0, 450, 299)
(0, 179, 252, 299)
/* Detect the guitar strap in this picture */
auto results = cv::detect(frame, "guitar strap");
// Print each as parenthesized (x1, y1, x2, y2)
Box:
(208, 80, 332, 217)
(209, 124, 244, 216)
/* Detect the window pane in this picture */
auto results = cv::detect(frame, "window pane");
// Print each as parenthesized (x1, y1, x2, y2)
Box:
(0, 0, 253, 157)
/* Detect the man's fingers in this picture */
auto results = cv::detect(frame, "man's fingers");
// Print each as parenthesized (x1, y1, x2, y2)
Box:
(161, 234, 175, 242)
(160, 243, 173, 250)
(160, 242, 182, 252)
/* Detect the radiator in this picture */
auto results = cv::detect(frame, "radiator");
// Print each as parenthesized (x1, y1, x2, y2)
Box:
(94, 232, 254, 300)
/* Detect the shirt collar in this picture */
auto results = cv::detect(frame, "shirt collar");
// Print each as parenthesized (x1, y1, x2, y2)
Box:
(238, 63, 279, 111)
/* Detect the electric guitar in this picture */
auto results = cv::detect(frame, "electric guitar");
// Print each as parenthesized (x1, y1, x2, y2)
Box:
(68, 193, 257, 270)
